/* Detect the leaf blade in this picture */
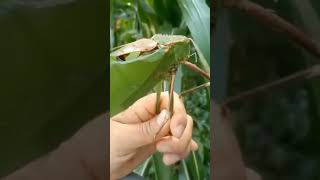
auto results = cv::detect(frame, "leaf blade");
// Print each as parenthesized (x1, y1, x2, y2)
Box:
(178, 0, 210, 63)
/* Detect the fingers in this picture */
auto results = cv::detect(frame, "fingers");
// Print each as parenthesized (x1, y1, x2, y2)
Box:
(111, 91, 192, 159)
(156, 115, 198, 165)
(118, 109, 170, 150)
(111, 144, 156, 179)
(190, 140, 198, 151)
(161, 140, 198, 165)
(112, 93, 158, 124)
(157, 115, 193, 153)
(162, 93, 187, 138)
(153, 92, 188, 139)
(163, 154, 181, 165)
(112, 92, 188, 139)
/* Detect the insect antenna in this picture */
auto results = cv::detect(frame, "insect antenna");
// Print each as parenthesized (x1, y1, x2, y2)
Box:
(188, 52, 198, 63)
(189, 38, 210, 72)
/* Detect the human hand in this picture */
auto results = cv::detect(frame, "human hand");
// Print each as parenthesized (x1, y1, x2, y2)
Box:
(110, 92, 198, 180)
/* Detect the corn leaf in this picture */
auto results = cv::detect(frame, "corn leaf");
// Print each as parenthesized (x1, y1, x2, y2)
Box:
(153, 152, 179, 180)
(178, 0, 210, 63)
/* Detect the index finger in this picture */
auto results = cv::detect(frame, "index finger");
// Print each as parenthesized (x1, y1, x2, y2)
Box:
(113, 91, 187, 138)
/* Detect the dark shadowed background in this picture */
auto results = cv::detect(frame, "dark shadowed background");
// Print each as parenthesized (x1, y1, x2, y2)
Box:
(214, 0, 320, 180)
(0, 0, 107, 177)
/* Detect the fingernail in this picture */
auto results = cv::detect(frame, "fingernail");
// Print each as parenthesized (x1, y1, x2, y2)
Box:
(174, 125, 185, 138)
(157, 143, 171, 152)
(157, 109, 169, 126)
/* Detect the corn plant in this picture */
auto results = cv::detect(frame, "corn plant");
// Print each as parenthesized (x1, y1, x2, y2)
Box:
(110, 0, 211, 179)
(110, 33, 210, 180)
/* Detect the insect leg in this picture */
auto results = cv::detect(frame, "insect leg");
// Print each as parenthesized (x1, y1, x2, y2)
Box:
(181, 61, 210, 80)
(168, 68, 177, 118)
(180, 82, 210, 97)
(154, 68, 177, 139)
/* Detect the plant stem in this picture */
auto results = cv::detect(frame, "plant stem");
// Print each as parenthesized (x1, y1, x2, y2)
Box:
(223, 65, 320, 105)
(224, 0, 320, 59)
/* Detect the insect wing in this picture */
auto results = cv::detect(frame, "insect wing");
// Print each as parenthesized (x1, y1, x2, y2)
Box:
(110, 38, 157, 58)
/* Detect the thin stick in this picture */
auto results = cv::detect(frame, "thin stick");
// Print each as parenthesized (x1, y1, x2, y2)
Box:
(169, 68, 177, 118)
(223, 65, 320, 105)
(224, 0, 320, 59)
(182, 61, 210, 80)
(180, 82, 211, 97)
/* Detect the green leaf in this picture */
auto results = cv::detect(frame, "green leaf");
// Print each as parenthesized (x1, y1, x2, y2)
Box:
(153, 152, 179, 180)
(110, 0, 113, 18)
(110, 36, 191, 116)
(182, 160, 192, 180)
(138, 0, 156, 15)
(186, 151, 204, 180)
(153, 0, 182, 26)
(191, 39, 210, 73)
(174, 66, 183, 93)
(134, 157, 153, 176)
(125, 51, 141, 61)
(177, 0, 210, 63)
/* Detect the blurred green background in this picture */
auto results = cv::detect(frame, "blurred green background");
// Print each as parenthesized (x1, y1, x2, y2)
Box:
(214, 0, 320, 179)
(0, 0, 107, 177)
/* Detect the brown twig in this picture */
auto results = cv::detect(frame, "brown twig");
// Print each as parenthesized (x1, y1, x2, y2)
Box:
(181, 61, 210, 80)
(223, 65, 320, 105)
(223, 0, 320, 59)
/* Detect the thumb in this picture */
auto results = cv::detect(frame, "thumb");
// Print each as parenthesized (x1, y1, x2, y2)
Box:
(126, 109, 169, 148)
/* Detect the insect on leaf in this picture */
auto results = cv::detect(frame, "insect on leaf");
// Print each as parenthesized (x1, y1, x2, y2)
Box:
(110, 34, 191, 116)
(110, 38, 158, 59)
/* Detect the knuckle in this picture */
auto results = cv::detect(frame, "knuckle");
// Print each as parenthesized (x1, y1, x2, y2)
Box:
(139, 122, 154, 141)
(173, 143, 185, 154)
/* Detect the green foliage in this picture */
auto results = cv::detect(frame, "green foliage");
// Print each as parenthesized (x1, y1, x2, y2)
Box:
(110, 0, 210, 179)
(110, 36, 191, 116)
(177, 0, 210, 62)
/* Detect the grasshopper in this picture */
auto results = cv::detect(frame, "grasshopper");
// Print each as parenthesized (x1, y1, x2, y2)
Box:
(110, 34, 210, 116)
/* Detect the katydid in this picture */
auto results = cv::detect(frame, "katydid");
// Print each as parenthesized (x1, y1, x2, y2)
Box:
(110, 34, 210, 117)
